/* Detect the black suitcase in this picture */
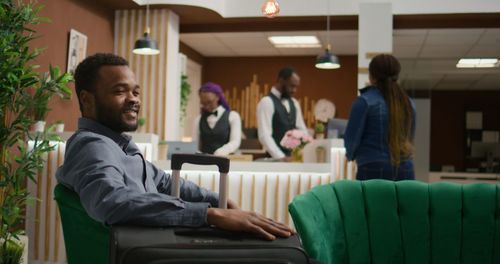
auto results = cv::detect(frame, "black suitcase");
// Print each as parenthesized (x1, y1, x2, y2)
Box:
(109, 154, 311, 264)
(109, 226, 310, 264)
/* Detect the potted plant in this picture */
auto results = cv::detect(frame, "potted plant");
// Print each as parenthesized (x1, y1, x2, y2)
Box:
(314, 122, 325, 139)
(179, 74, 191, 126)
(54, 120, 65, 133)
(137, 117, 146, 132)
(0, 1, 72, 263)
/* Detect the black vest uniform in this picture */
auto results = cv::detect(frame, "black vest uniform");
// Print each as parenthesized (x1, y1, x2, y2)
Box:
(268, 93, 297, 156)
(199, 110, 231, 154)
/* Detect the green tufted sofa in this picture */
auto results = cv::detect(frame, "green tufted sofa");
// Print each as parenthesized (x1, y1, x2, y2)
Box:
(288, 180, 500, 264)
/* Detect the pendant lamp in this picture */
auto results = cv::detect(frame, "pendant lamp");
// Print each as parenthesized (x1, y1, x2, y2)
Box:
(133, 5, 159, 55)
(315, 0, 340, 69)
(262, 0, 280, 18)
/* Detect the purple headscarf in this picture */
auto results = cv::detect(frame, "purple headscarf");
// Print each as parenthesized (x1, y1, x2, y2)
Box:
(199, 82, 231, 111)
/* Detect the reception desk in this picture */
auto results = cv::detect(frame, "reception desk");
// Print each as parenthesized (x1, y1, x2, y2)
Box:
(154, 144, 356, 227)
(154, 160, 332, 226)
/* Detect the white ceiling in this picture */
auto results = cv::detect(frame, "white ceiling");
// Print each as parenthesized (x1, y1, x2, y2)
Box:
(180, 28, 500, 90)
(139, 0, 500, 18)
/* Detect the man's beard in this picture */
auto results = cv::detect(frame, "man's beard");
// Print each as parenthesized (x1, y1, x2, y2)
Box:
(281, 90, 291, 99)
(95, 102, 138, 133)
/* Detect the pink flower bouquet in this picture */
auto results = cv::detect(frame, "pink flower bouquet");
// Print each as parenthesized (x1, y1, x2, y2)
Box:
(280, 129, 313, 150)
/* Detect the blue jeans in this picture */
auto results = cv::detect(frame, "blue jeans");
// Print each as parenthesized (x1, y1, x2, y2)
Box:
(356, 161, 415, 181)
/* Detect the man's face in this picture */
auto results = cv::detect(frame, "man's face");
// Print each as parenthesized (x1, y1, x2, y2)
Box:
(280, 73, 300, 98)
(199, 91, 219, 113)
(83, 65, 141, 133)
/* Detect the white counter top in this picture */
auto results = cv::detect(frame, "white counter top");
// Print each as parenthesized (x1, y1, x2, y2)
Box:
(154, 160, 331, 173)
(429, 171, 500, 184)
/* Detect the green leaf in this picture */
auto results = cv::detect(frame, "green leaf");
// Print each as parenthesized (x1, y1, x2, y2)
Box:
(0, 0, 74, 244)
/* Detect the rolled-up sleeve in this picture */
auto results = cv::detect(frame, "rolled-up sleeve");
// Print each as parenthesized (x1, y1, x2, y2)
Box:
(57, 136, 211, 227)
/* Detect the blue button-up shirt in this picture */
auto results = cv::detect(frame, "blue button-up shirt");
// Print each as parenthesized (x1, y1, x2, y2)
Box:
(344, 86, 416, 166)
(56, 118, 219, 227)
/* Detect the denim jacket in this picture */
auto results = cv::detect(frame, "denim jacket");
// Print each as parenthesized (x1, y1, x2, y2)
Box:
(344, 86, 416, 166)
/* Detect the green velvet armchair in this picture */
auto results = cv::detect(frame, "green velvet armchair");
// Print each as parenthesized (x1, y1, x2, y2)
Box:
(289, 180, 500, 264)
(54, 184, 109, 264)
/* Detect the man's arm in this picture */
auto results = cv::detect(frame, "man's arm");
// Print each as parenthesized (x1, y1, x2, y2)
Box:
(257, 97, 285, 159)
(292, 98, 308, 132)
(57, 135, 210, 227)
(151, 165, 219, 208)
(214, 111, 242, 156)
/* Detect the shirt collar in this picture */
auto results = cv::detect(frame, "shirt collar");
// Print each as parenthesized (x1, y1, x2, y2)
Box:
(203, 105, 225, 118)
(271, 87, 283, 99)
(215, 105, 225, 116)
(360, 85, 379, 95)
(78, 118, 132, 149)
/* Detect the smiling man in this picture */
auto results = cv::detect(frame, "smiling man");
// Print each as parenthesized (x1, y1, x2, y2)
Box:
(56, 53, 293, 240)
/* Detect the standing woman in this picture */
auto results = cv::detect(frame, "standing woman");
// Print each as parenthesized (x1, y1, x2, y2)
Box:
(193, 82, 242, 156)
(344, 54, 416, 180)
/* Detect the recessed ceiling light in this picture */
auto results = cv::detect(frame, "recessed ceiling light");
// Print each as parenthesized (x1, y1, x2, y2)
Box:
(456, 58, 499, 68)
(268, 36, 321, 48)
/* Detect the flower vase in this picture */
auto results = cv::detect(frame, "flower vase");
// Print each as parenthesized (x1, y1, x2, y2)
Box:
(291, 148, 303, 163)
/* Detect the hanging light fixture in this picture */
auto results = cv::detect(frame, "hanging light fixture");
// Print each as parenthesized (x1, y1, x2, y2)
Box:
(133, 5, 159, 55)
(315, 0, 340, 69)
(262, 0, 280, 18)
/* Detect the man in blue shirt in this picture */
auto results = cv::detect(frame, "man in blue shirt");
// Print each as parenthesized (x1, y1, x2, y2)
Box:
(56, 53, 293, 240)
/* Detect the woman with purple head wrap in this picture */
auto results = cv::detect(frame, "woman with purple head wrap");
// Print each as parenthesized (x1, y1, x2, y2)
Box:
(199, 82, 231, 111)
(193, 82, 242, 156)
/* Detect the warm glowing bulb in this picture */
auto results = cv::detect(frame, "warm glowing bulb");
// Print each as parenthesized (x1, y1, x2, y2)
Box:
(262, 0, 280, 18)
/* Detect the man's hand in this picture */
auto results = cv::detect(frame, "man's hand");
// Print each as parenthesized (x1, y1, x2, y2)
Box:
(281, 156, 294, 162)
(207, 208, 294, 241)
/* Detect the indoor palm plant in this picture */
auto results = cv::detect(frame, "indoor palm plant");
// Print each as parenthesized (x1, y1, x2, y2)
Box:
(179, 74, 191, 126)
(0, 1, 72, 263)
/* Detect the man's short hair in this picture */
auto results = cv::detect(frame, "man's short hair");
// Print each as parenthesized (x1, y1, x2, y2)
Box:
(74, 53, 129, 112)
(277, 67, 296, 81)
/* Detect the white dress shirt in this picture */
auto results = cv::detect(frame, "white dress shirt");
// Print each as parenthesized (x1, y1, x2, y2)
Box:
(193, 105, 242, 156)
(256, 87, 308, 159)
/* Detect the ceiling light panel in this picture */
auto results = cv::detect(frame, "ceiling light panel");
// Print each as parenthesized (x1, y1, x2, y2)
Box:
(456, 58, 499, 68)
(268, 36, 321, 48)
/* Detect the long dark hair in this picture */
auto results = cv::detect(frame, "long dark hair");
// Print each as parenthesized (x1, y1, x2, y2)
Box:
(369, 54, 413, 165)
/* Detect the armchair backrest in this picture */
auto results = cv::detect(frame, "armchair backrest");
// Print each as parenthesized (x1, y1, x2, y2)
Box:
(54, 184, 109, 264)
(289, 180, 500, 264)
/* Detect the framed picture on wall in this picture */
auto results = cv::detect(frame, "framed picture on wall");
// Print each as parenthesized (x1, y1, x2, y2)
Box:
(66, 29, 87, 75)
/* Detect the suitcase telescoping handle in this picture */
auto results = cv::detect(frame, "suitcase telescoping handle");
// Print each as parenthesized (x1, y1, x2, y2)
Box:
(171, 153, 230, 209)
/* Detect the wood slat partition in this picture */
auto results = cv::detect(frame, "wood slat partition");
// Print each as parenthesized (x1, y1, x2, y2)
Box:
(223, 74, 318, 129)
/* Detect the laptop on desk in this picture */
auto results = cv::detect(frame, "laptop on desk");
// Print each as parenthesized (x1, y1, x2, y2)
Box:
(327, 118, 348, 138)
(165, 141, 198, 160)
